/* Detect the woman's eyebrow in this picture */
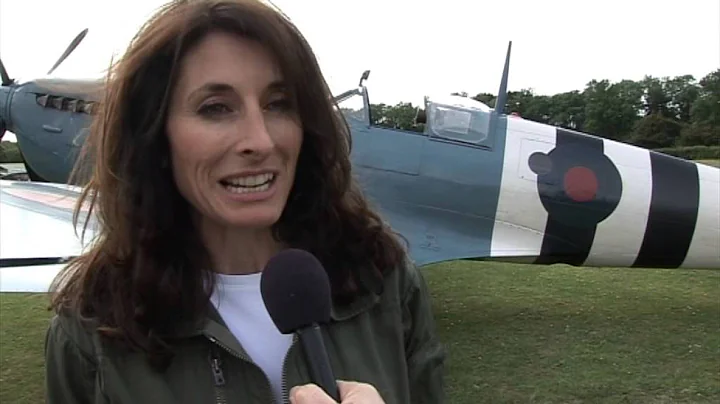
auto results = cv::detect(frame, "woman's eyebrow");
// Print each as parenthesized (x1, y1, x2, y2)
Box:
(186, 79, 290, 104)
(266, 80, 287, 91)
(187, 82, 236, 102)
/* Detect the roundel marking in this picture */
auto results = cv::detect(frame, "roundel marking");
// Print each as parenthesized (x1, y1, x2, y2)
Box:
(529, 139, 622, 228)
(564, 166, 597, 202)
(531, 128, 624, 266)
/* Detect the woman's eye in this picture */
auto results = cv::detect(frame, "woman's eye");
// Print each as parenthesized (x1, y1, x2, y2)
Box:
(198, 102, 232, 117)
(266, 99, 293, 112)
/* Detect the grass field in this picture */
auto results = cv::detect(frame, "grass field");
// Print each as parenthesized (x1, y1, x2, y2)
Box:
(1, 261, 718, 403)
(697, 159, 720, 168)
(427, 262, 719, 403)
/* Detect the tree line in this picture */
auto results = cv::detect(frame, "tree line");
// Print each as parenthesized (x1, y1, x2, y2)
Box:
(1, 70, 718, 165)
(368, 69, 719, 159)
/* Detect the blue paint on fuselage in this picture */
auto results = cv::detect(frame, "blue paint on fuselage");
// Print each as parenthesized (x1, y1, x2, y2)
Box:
(347, 114, 508, 266)
(7, 80, 95, 183)
(6, 79, 510, 267)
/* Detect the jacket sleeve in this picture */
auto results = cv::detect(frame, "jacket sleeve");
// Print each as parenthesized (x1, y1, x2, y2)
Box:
(44, 314, 104, 404)
(401, 261, 447, 403)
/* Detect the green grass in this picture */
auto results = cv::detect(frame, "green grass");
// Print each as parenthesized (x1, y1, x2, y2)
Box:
(0, 293, 52, 403)
(426, 262, 720, 403)
(696, 159, 720, 168)
(2, 261, 719, 403)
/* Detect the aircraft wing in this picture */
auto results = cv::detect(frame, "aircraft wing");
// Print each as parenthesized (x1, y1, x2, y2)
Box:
(0, 180, 95, 292)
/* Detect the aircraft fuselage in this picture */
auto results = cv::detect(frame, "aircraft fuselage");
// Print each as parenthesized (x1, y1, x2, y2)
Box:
(345, 97, 719, 269)
(3, 76, 719, 270)
(2, 78, 100, 183)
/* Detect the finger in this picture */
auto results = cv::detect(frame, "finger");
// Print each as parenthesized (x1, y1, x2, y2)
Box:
(289, 384, 337, 404)
(336, 380, 384, 403)
(336, 380, 363, 395)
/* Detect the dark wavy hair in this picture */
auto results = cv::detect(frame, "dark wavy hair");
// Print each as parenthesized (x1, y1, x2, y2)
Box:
(49, 0, 407, 369)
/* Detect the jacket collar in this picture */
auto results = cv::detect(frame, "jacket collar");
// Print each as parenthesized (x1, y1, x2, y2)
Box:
(329, 289, 379, 321)
(182, 287, 379, 335)
(178, 290, 379, 361)
(171, 271, 382, 344)
(201, 304, 252, 358)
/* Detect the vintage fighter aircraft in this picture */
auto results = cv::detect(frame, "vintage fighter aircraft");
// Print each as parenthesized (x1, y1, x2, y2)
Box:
(1, 32, 719, 293)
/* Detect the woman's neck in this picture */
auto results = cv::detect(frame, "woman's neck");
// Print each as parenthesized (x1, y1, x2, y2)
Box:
(198, 219, 283, 275)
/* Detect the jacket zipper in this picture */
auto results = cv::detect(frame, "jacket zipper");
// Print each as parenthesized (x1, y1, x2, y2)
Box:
(280, 335, 299, 404)
(209, 347, 228, 404)
(207, 335, 275, 404)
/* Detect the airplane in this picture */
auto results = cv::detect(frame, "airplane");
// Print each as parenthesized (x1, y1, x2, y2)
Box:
(1, 31, 719, 293)
(0, 28, 101, 184)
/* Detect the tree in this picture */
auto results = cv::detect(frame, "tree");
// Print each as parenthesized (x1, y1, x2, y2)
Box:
(689, 69, 720, 128)
(370, 102, 424, 133)
(548, 91, 586, 130)
(366, 68, 717, 151)
(677, 69, 720, 147)
(631, 114, 682, 149)
(472, 92, 496, 108)
(583, 79, 643, 141)
(665, 74, 700, 123)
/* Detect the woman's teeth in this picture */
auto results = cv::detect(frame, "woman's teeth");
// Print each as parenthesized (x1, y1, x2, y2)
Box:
(224, 182, 271, 193)
(221, 173, 275, 194)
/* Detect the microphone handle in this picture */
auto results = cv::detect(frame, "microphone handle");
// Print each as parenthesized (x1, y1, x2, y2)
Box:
(296, 324, 340, 401)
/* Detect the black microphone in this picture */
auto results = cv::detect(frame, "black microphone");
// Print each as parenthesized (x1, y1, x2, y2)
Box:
(260, 248, 340, 402)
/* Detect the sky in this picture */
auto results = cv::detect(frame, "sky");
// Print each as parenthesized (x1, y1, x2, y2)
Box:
(1, 0, 719, 141)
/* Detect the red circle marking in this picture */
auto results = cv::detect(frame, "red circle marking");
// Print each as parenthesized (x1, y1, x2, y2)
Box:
(564, 166, 598, 202)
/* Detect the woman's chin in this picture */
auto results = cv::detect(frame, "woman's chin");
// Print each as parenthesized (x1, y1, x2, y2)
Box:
(209, 182, 289, 229)
(219, 208, 284, 229)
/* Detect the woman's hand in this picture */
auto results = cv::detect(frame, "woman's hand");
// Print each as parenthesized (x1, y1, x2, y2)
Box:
(289, 380, 385, 404)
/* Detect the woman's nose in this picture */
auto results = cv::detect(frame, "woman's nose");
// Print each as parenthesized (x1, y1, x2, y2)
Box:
(232, 106, 274, 157)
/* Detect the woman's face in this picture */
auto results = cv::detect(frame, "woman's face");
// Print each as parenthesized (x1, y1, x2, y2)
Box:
(166, 31, 303, 230)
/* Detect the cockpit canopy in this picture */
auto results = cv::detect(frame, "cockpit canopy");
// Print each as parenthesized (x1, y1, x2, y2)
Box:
(417, 94, 493, 144)
(334, 75, 495, 148)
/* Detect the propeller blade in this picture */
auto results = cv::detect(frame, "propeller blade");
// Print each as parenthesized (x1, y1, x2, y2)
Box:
(0, 58, 10, 86)
(47, 28, 89, 76)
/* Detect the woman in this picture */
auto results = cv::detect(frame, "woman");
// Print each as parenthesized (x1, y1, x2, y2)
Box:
(45, 0, 446, 403)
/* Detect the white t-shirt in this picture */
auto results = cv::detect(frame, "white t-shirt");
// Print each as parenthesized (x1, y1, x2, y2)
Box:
(209, 272, 293, 402)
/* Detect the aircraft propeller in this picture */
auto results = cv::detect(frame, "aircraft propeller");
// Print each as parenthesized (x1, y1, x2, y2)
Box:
(0, 28, 89, 141)
(46, 28, 89, 76)
(0, 59, 11, 86)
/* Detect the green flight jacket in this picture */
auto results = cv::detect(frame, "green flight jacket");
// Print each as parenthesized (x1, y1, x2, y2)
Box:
(44, 260, 446, 403)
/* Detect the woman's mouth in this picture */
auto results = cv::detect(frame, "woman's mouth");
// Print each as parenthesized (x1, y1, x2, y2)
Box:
(219, 173, 276, 194)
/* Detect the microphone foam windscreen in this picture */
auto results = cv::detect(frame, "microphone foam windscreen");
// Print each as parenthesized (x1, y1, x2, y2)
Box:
(260, 248, 332, 334)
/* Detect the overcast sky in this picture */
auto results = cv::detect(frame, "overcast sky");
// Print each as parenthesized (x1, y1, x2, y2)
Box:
(1, 0, 719, 142)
